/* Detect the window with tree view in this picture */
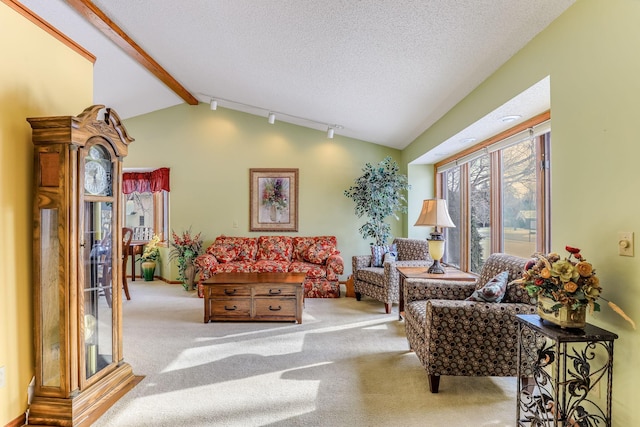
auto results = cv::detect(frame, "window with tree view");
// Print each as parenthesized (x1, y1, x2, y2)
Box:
(437, 114, 550, 273)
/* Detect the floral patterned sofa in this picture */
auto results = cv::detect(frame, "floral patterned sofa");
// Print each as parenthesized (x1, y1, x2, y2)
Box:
(194, 235, 344, 298)
(403, 253, 538, 393)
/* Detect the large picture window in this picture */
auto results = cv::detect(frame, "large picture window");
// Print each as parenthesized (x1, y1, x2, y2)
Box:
(122, 168, 170, 242)
(437, 112, 550, 273)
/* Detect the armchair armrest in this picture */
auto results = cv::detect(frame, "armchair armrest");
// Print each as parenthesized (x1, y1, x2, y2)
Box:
(352, 255, 372, 271)
(404, 278, 478, 304)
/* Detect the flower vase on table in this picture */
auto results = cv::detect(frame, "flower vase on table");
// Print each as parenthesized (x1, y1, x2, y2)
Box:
(516, 245, 636, 330)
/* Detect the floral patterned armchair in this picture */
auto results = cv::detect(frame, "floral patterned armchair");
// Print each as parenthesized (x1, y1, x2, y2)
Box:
(352, 238, 433, 314)
(403, 253, 537, 393)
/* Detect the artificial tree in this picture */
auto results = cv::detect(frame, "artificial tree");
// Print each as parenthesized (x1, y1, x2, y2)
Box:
(344, 156, 410, 246)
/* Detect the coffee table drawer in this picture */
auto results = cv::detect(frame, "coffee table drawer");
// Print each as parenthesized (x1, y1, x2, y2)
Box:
(253, 284, 296, 297)
(210, 298, 251, 318)
(208, 285, 251, 298)
(254, 297, 296, 318)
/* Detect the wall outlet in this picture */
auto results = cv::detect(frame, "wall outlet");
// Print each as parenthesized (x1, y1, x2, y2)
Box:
(0, 365, 5, 388)
(233, 220, 239, 228)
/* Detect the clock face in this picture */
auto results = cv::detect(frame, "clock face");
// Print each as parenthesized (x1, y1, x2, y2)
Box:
(84, 160, 108, 195)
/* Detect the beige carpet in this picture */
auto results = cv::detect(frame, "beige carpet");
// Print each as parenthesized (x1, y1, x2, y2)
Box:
(94, 281, 517, 427)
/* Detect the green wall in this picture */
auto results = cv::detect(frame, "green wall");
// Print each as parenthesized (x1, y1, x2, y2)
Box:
(122, 103, 402, 281)
(404, 0, 640, 423)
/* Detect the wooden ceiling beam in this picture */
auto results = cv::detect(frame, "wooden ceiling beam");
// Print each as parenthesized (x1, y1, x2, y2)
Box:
(65, 0, 198, 105)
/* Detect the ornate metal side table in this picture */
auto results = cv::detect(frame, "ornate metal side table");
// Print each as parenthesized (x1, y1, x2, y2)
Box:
(515, 314, 618, 426)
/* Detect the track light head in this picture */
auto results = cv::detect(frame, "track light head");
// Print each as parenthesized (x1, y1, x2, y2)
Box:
(210, 99, 218, 110)
(327, 127, 335, 139)
(268, 112, 276, 124)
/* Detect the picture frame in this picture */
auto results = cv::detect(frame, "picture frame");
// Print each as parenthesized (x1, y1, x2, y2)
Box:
(250, 168, 298, 232)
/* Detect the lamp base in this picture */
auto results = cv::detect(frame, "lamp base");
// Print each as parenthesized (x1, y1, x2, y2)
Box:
(427, 259, 445, 274)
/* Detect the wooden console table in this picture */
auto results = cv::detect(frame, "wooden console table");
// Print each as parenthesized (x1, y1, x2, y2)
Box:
(396, 266, 476, 320)
(127, 240, 147, 281)
(202, 272, 306, 324)
(515, 314, 618, 426)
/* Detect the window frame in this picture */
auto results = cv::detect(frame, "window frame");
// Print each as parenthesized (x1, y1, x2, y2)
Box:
(435, 111, 551, 271)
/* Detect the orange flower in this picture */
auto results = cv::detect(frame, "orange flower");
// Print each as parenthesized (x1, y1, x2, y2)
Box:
(575, 261, 593, 277)
(564, 281, 578, 293)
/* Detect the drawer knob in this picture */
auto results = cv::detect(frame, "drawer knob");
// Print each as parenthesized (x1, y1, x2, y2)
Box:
(269, 289, 282, 295)
(224, 305, 238, 311)
(224, 289, 237, 295)
(269, 305, 282, 311)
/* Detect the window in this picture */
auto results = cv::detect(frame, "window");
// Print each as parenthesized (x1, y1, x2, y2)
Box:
(122, 168, 170, 242)
(437, 113, 550, 272)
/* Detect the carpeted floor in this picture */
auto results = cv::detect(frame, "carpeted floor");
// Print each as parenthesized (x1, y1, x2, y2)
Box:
(94, 280, 517, 426)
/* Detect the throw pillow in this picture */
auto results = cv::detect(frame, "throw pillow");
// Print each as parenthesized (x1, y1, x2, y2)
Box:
(370, 244, 397, 267)
(465, 271, 509, 303)
(211, 245, 237, 263)
(383, 252, 397, 264)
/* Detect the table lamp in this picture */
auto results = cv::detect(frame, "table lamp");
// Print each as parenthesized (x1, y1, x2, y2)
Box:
(414, 199, 456, 274)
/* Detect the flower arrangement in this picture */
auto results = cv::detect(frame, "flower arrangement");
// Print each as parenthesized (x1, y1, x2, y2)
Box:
(138, 234, 161, 262)
(518, 246, 635, 329)
(262, 178, 288, 210)
(169, 228, 203, 289)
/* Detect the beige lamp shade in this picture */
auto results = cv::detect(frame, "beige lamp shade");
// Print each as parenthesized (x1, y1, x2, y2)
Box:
(414, 199, 455, 229)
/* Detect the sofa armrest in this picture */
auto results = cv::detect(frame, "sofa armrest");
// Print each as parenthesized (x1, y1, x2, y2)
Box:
(326, 253, 344, 280)
(194, 254, 218, 280)
(404, 278, 478, 303)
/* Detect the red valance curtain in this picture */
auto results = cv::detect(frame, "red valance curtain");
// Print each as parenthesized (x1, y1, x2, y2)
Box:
(122, 168, 170, 194)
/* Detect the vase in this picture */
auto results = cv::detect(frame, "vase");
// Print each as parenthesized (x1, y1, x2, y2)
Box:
(184, 263, 198, 291)
(537, 295, 586, 329)
(269, 205, 278, 222)
(141, 261, 156, 281)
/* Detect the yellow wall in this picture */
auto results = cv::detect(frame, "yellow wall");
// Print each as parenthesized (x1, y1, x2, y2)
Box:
(0, 3, 93, 424)
(404, 0, 640, 422)
(122, 103, 402, 282)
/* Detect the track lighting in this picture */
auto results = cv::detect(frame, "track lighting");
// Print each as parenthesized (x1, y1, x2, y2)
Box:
(327, 127, 335, 139)
(199, 93, 343, 133)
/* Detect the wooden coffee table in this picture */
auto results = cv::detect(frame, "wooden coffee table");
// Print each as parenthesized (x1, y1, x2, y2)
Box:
(397, 266, 476, 320)
(202, 272, 306, 323)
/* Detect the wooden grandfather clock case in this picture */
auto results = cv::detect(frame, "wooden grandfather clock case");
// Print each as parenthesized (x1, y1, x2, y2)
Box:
(27, 105, 137, 426)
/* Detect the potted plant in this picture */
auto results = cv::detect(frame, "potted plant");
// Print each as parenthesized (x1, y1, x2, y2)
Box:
(169, 228, 204, 290)
(138, 234, 161, 281)
(344, 156, 410, 246)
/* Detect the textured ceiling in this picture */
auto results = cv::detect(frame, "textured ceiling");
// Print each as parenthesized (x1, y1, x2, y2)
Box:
(22, 0, 574, 154)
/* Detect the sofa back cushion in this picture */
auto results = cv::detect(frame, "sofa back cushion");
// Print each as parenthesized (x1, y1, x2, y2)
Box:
(393, 238, 430, 261)
(292, 236, 337, 262)
(256, 236, 293, 261)
(208, 235, 258, 262)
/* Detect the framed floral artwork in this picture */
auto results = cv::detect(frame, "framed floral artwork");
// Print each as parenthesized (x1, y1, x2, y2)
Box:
(250, 168, 298, 231)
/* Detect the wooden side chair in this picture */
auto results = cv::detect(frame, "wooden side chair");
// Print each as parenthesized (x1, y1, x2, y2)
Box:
(122, 227, 133, 300)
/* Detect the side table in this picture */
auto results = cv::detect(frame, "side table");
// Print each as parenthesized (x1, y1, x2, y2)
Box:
(515, 314, 618, 426)
(396, 266, 476, 320)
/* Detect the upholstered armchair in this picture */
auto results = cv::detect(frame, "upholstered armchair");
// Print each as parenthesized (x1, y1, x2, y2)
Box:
(403, 253, 537, 393)
(352, 238, 432, 314)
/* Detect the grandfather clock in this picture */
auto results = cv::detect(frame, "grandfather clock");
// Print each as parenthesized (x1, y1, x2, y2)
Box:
(27, 105, 136, 426)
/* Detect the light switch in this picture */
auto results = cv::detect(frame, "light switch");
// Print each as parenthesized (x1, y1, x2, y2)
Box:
(618, 232, 634, 256)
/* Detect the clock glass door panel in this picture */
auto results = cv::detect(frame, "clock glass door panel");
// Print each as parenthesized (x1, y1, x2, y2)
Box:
(83, 200, 114, 379)
(40, 208, 62, 387)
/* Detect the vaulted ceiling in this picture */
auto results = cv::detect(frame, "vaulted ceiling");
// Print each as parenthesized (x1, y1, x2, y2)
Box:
(22, 0, 574, 156)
